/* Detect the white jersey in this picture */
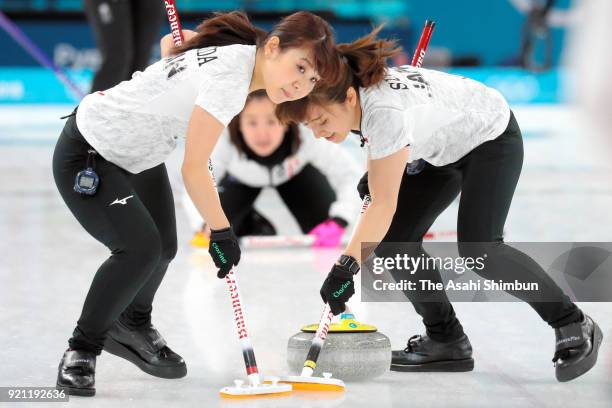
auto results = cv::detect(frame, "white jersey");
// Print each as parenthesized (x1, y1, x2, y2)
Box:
(76, 44, 256, 174)
(183, 125, 362, 231)
(359, 66, 511, 165)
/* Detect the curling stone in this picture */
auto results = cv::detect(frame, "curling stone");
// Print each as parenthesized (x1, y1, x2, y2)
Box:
(287, 313, 391, 381)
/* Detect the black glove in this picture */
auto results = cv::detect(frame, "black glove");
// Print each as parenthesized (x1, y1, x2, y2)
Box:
(209, 227, 241, 279)
(357, 171, 369, 200)
(320, 264, 356, 315)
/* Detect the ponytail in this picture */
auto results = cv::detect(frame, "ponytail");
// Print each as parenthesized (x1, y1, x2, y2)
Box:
(338, 25, 401, 88)
(172, 11, 266, 54)
(321, 25, 400, 103)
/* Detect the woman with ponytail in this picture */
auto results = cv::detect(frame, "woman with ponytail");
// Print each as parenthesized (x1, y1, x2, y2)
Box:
(277, 27, 602, 383)
(53, 11, 340, 396)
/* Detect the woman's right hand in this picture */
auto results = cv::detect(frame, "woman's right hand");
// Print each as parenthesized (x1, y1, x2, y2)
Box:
(208, 227, 241, 278)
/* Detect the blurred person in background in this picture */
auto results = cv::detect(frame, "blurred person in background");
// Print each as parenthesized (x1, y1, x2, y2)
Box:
(519, 0, 555, 71)
(184, 89, 361, 248)
(85, 0, 165, 92)
(565, 0, 612, 156)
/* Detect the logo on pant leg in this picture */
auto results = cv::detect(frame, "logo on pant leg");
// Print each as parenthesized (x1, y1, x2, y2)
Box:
(109, 195, 134, 206)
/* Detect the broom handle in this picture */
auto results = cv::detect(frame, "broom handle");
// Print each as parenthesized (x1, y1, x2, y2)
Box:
(224, 270, 261, 385)
(301, 304, 334, 377)
(163, 1, 260, 386)
(411, 20, 436, 66)
(163, 0, 184, 47)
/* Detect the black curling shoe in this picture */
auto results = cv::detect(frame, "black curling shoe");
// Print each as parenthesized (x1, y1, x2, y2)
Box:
(104, 320, 187, 379)
(391, 334, 474, 372)
(553, 314, 603, 382)
(56, 349, 96, 397)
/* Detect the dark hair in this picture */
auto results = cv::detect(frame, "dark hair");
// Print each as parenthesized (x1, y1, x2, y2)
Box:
(173, 11, 265, 52)
(173, 11, 341, 86)
(227, 90, 301, 156)
(276, 26, 401, 123)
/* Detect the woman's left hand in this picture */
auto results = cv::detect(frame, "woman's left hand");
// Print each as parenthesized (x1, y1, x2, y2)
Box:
(320, 263, 355, 315)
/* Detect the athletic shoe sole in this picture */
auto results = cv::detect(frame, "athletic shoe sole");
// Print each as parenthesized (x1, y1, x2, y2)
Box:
(56, 383, 95, 397)
(391, 357, 474, 372)
(104, 336, 187, 379)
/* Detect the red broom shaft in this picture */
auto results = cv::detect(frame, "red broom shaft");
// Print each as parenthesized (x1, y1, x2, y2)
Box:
(164, 0, 184, 47)
(411, 20, 436, 68)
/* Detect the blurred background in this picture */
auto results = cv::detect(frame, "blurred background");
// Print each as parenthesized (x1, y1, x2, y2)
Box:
(0, 0, 576, 104)
(2, 0, 609, 240)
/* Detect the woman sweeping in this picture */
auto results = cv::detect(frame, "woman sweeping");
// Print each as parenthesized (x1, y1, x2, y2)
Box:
(53, 11, 340, 396)
(277, 29, 602, 383)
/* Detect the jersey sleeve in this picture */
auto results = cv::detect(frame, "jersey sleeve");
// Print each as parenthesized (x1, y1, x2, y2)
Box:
(194, 74, 248, 127)
(364, 107, 412, 160)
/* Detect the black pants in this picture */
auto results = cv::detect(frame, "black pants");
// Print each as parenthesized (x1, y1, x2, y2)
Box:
(84, 0, 165, 92)
(383, 112, 581, 341)
(52, 114, 177, 354)
(219, 164, 336, 235)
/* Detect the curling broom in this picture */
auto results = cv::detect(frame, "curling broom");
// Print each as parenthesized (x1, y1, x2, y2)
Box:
(163, 0, 291, 398)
